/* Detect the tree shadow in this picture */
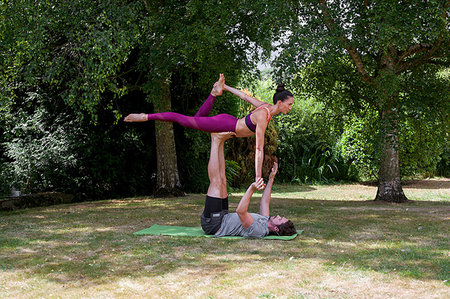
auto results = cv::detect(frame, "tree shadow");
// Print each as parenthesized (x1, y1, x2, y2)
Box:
(359, 179, 450, 190)
(401, 179, 450, 190)
(232, 184, 317, 194)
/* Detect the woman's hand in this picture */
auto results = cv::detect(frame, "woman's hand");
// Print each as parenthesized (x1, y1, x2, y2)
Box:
(251, 177, 265, 190)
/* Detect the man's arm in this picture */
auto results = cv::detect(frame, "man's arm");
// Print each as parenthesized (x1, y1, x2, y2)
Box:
(259, 162, 278, 216)
(236, 178, 265, 229)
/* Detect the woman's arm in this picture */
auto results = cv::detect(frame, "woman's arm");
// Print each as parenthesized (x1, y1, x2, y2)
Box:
(253, 112, 268, 180)
(224, 84, 267, 108)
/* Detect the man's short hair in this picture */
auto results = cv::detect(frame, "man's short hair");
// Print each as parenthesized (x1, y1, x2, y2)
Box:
(270, 220, 296, 236)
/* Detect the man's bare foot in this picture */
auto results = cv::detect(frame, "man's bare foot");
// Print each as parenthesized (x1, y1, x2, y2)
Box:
(124, 113, 148, 122)
(211, 131, 235, 141)
(211, 73, 225, 96)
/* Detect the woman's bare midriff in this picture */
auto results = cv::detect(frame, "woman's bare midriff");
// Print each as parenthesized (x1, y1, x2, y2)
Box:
(234, 118, 256, 138)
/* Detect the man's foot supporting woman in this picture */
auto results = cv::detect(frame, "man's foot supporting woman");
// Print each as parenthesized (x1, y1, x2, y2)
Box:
(211, 131, 235, 142)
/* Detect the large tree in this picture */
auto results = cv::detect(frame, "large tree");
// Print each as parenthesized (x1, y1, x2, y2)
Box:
(133, 0, 279, 195)
(0, 0, 279, 196)
(275, 0, 449, 202)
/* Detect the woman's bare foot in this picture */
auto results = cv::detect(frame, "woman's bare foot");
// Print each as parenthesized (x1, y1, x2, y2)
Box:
(211, 73, 225, 96)
(124, 113, 148, 122)
(211, 131, 235, 141)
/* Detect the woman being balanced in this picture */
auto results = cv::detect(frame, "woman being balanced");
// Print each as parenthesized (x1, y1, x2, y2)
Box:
(124, 74, 294, 181)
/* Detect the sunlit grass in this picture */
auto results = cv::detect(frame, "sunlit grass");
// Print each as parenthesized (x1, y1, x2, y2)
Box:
(0, 180, 448, 298)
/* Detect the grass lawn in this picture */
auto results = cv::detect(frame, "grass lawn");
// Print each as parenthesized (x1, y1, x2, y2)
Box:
(0, 179, 449, 298)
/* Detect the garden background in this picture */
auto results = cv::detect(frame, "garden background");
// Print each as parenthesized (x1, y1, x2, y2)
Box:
(0, 1, 449, 297)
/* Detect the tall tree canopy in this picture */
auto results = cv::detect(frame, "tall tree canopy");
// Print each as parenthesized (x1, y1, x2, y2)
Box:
(132, 0, 277, 195)
(0, 0, 280, 196)
(275, 0, 449, 202)
(1, 0, 141, 119)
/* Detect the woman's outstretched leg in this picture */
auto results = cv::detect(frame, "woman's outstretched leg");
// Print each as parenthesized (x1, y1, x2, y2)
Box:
(125, 111, 238, 132)
(195, 73, 225, 117)
(124, 74, 225, 122)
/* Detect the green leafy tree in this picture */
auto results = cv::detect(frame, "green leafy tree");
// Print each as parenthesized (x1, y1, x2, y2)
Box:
(398, 64, 449, 177)
(0, 0, 141, 119)
(296, 58, 448, 181)
(275, 0, 449, 202)
(0, 0, 146, 196)
(0, 0, 282, 196)
(130, 0, 282, 194)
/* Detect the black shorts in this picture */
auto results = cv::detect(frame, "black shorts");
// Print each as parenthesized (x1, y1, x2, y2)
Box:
(201, 210, 228, 235)
(200, 195, 229, 235)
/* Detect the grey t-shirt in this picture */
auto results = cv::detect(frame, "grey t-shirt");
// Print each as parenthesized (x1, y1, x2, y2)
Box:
(214, 212, 269, 238)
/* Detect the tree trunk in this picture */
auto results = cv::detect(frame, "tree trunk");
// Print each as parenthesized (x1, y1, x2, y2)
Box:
(375, 117, 409, 202)
(374, 68, 409, 202)
(153, 82, 184, 197)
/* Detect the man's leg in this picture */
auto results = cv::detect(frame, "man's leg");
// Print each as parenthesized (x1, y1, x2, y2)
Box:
(206, 133, 229, 198)
(201, 132, 234, 234)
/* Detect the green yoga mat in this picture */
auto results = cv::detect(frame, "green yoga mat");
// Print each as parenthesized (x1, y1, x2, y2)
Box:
(134, 224, 301, 240)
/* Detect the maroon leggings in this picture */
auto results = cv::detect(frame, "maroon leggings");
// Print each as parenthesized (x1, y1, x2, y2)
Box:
(147, 94, 238, 132)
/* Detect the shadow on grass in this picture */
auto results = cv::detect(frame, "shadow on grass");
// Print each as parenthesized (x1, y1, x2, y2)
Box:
(0, 196, 448, 286)
(232, 184, 317, 195)
(271, 184, 317, 193)
(360, 178, 450, 190)
(401, 179, 450, 190)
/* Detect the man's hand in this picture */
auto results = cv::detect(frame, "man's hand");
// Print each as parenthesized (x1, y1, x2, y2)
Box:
(237, 178, 264, 229)
(252, 177, 265, 190)
(269, 162, 278, 180)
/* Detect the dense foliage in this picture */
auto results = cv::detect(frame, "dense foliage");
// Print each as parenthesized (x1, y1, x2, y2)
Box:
(0, 0, 277, 197)
(289, 59, 449, 181)
(0, 88, 156, 198)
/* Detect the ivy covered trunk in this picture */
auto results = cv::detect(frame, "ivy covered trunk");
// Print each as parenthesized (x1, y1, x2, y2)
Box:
(153, 83, 183, 197)
(375, 67, 408, 202)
